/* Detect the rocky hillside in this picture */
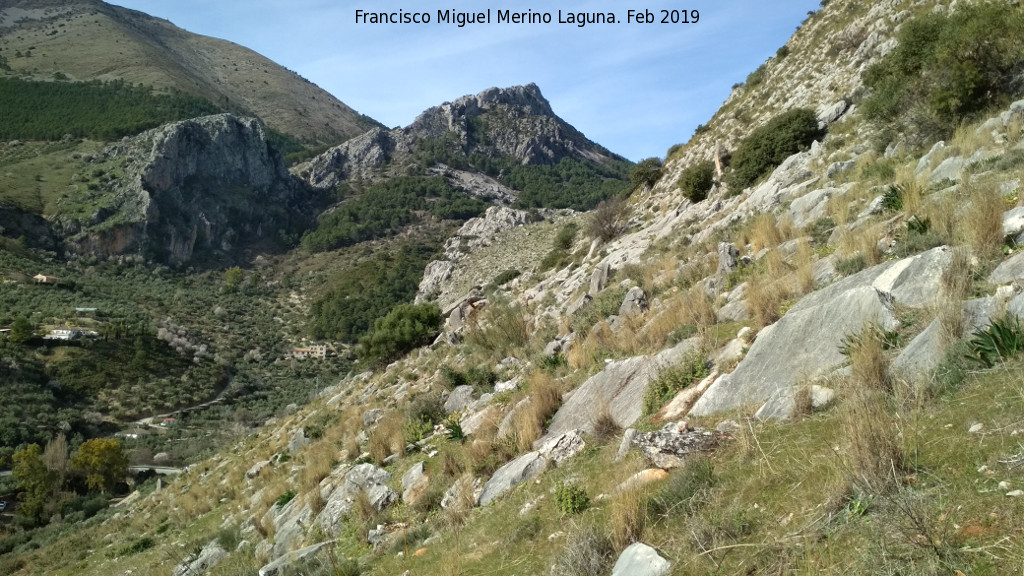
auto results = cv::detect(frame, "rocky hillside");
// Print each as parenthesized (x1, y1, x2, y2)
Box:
(51, 113, 314, 264)
(298, 83, 630, 208)
(0, 0, 380, 145)
(6, 0, 1024, 575)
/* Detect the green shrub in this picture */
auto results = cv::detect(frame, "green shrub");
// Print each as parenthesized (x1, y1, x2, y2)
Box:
(555, 482, 590, 515)
(746, 63, 767, 87)
(357, 303, 442, 365)
(727, 108, 822, 192)
(881, 184, 904, 212)
(835, 254, 867, 276)
(276, 489, 296, 507)
(490, 269, 521, 288)
(405, 393, 445, 427)
(677, 160, 715, 203)
(629, 157, 663, 190)
(404, 416, 433, 443)
(465, 366, 497, 393)
(862, 3, 1024, 142)
(643, 353, 709, 416)
(776, 45, 790, 59)
(554, 222, 579, 250)
(440, 364, 468, 389)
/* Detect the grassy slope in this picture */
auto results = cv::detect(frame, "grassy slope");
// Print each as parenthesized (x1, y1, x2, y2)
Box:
(0, 0, 379, 145)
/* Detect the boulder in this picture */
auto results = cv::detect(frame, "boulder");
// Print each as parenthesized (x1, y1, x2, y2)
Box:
(633, 423, 728, 469)
(611, 542, 671, 576)
(246, 460, 270, 479)
(495, 375, 521, 393)
(542, 338, 702, 441)
(441, 475, 481, 510)
(753, 385, 836, 420)
(589, 262, 610, 296)
(915, 141, 945, 175)
(444, 385, 475, 414)
(615, 428, 639, 462)
(789, 187, 847, 229)
(402, 462, 430, 505)
(535, 429, 586, 465)
(826, 160, 856, 179)
(619, 287, 648, 318)
(478, 451, 548, 506)
(990, 251, 1024, 285)
(258, 542, 330, 576)
(567, 293, 593, 317)
(716, 297, 750, 323)
(717, 242, 739, 277)
(1002, 207, 1024, 239)
(288, 429, 309, 454)
(816, 99, 849, 127)
(314, 464, 396, 534)
(174, 541, 228, 576)
(929, 156, 966, 184)
(690, 248, 952, 418)
(892, 296, 1008, 378)
(475, 448, 548, 502)
(460, 405, 499, 436)
(544, 339, 563, 357)
(362, 409, 385, 427)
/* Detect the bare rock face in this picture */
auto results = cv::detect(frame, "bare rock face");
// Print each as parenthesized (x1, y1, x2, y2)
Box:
(632, 422, 729, 469)
(416, 206, 534, 308)
(690, 246, 952, 419)
(59, 114, 311, 264)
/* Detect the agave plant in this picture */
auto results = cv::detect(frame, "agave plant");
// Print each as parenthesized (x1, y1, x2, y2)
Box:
(967, 314, 1024, 368)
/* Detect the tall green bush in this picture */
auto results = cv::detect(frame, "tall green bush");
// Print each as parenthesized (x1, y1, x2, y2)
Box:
(629, 157, 663, 190)
(862, 3, 1024, 142)
(726, 108, 822, 192)
(357, 303, 442, 365)
(677, 161, 715, 203)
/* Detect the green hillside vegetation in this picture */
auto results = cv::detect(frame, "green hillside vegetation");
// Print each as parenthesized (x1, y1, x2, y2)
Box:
(0, 78, 221, 141)
(301, 177, 487, 253)
(508, 157, 631, 210)
(0, 248, 349, 464)
(308, 242, 439, 344)
(862, 2, 1024, 144)
(412, 119, 632, 210)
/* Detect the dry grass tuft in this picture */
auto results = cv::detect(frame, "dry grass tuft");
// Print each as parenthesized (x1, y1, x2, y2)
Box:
(842, 324, 902, 492)
(792, 384, 814, 418)
(509, 371, 564, 451)
(957, 180, 1005, 261)
(792, 238, 815, 295)
(746, 278, 787, 328)
(937, 246, 973, 344)
(368, 412, 405, 465)
(590, 397, 622, 443)
(609, 486, 648, 551)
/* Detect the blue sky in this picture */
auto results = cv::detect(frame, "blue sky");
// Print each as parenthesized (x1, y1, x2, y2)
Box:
(110, 1, 821, 161)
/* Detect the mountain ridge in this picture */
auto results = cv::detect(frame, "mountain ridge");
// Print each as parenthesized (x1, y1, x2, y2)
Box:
(0, 0, 381, 146)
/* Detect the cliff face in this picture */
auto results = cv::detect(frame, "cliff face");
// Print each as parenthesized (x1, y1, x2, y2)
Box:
(300, 83, 621, 192)
(58, 114, 313, 264)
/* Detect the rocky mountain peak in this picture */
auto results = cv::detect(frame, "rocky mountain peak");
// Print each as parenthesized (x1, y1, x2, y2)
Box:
(301, 83, 620, 192)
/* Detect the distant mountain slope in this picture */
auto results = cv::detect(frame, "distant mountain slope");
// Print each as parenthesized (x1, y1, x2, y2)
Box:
(300, 83, 632, 210)
(0, 0, 381, 145)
